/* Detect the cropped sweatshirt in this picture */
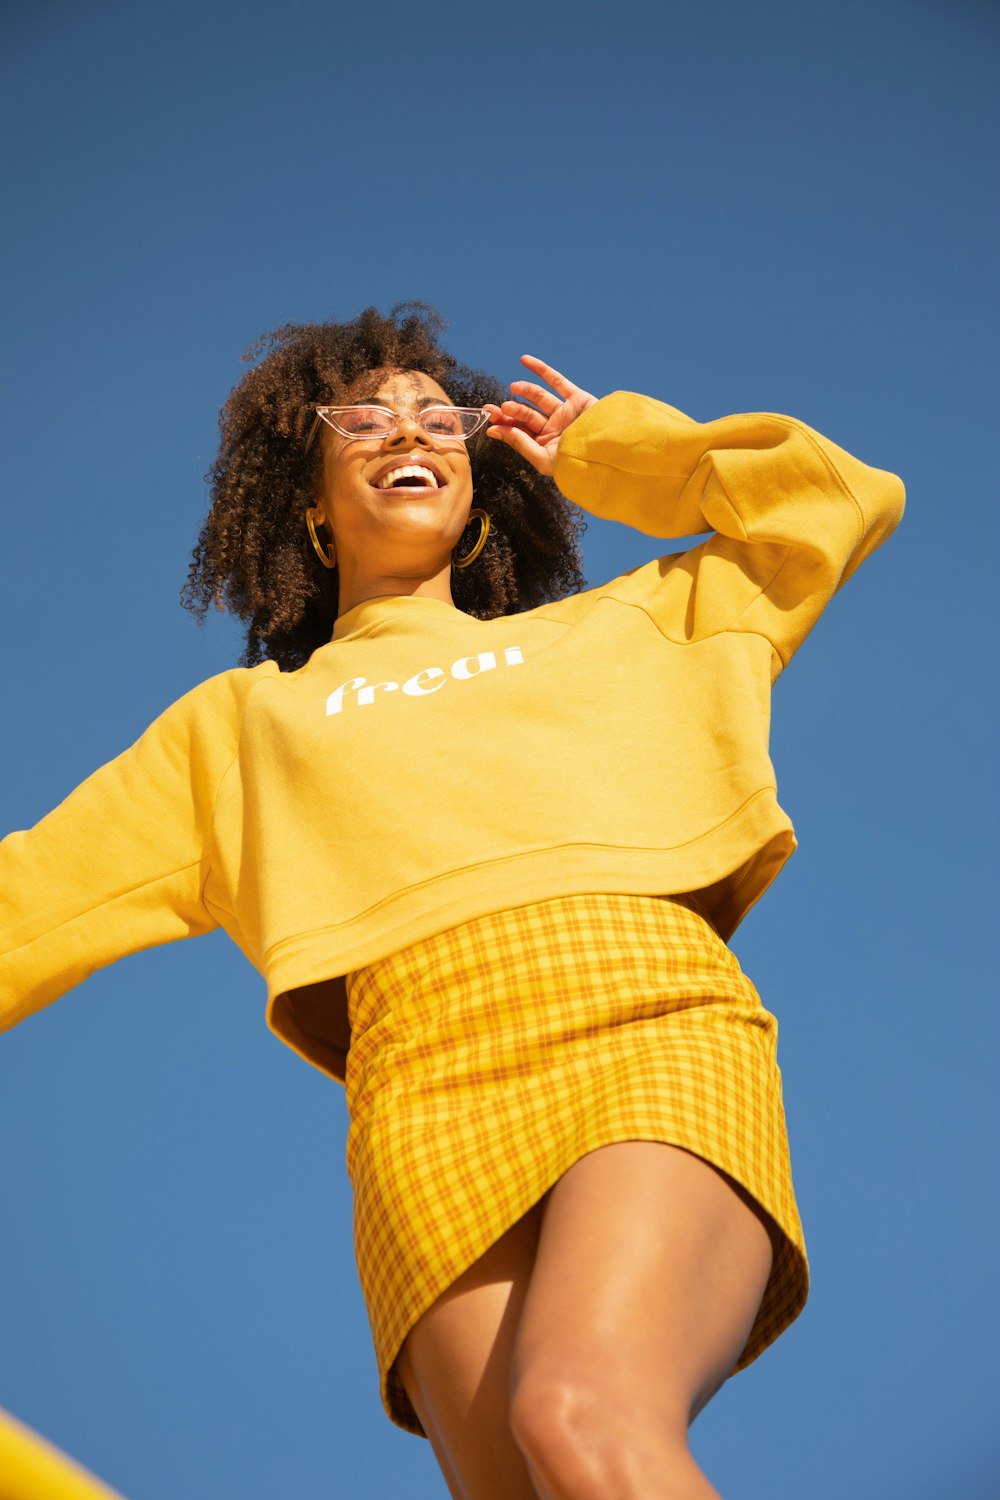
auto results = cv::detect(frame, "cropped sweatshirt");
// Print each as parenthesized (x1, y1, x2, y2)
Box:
(0, 392, 904, 1081)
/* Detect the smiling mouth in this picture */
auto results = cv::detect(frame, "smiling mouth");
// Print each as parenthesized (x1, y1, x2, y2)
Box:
(374, 464, 442, 491)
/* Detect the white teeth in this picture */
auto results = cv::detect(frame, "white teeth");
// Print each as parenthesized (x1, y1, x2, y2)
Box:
(376, 464, 439, 490)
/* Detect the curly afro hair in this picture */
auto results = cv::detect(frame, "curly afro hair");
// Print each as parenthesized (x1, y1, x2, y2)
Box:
(182, 303, 587, 671)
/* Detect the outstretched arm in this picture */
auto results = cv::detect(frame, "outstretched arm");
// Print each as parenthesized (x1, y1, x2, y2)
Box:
(0, 668, 261, 1036)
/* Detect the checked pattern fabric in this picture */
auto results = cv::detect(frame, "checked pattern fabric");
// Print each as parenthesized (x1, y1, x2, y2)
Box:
(344, 892, 808, 1434)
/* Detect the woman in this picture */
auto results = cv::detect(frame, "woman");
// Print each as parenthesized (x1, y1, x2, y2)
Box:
(0, 304, 904, 1499)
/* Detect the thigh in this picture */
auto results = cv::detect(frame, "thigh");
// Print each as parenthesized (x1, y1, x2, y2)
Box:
(395, 1201, 546, 1500)
(513, 1141, 776, 1428)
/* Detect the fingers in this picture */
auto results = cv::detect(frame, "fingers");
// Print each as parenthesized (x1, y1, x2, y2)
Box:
(519, 353, 579, 400)
(509, 380, 563, 415)
(484, 419, 553, 476)
(484, 353, 595, 476)
(486, 399, 548, 434)
(502, 400, 548, 432)
(516, 356, 597, 414)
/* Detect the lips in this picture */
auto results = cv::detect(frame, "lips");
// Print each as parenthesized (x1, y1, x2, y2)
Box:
(371, 456, 446, 491)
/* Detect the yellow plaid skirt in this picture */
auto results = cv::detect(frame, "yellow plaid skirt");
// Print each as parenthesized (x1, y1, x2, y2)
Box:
(344, 892, 809, 1434)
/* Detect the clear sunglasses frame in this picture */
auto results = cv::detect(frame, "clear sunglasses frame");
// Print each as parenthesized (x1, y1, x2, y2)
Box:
(305, 404, 490, 452)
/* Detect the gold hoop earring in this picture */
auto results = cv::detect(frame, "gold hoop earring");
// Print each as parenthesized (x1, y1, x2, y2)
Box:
(306, 507, 337, 570)
(454, 509, 490, 569)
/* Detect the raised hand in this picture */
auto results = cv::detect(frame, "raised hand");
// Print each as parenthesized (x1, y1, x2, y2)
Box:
(484, 355, 598, 476)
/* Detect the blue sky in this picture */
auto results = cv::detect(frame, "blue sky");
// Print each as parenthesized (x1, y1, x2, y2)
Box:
(1, 2, 997, 1496)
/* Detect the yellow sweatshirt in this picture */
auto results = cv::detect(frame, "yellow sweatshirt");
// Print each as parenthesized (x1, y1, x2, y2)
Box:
(0, 393, 904, 1081)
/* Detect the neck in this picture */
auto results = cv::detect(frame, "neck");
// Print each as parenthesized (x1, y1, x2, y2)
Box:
(335, 558, 456, 619)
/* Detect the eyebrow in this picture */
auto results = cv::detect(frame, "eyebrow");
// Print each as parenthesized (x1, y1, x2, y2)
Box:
(364, 395, 448, 411)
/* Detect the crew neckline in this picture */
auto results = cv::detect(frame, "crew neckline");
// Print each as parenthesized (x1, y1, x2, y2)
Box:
(332, 594, 463, 641)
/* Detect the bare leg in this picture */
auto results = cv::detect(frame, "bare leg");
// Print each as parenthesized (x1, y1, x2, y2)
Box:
(395, 1201, 546, 1500)
(508, 1142, 776, 1499)
(396, 1142, 775, 1500)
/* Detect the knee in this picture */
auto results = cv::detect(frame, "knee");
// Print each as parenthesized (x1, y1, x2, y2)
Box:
(509, 1367, 691, 1498)
(509, 1371, 604, 1494)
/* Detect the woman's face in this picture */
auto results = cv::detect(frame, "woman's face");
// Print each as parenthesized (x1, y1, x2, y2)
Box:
(312, 368, 475, 578)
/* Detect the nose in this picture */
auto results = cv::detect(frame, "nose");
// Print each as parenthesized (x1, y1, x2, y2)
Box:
(384, 411, 434, 452)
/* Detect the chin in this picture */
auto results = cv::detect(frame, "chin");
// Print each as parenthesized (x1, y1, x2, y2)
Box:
(382, 500, 464, 541)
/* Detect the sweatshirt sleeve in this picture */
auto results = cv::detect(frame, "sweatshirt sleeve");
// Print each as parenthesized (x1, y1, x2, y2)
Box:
(551, 391, 905, 669)
(0, 667, 260, 1036)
